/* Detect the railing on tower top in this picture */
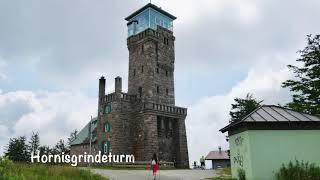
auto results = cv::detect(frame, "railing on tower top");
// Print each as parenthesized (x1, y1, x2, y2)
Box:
(101, 93, 186, 115)
(143, 102, 187, 115)
(103, 93, 138, 102)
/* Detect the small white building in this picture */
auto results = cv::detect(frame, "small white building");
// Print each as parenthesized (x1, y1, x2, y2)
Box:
(205, 147, 230, 169)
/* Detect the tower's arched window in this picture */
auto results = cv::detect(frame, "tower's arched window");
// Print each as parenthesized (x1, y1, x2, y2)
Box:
(99, 141, 110, 155)
(104, 141, 110, 154)
(141, 66, 144, 73)
(166, 88, 169, 95)
(157, 86, 160, 94)
(100, 105, 105, 115)
(104, 122, 111, 132)
(107, 102, 111, 113)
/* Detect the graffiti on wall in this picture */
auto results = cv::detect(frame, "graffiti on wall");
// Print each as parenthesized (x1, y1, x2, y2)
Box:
(233, 150, 244, 167)
(233, 135, 244, 167)
(235, 136, 244, 146)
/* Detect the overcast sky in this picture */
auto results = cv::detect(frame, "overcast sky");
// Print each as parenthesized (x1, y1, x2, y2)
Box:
(0, 0, 319, 167)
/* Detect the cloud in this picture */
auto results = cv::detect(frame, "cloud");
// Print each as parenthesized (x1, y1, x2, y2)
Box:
(0, 90, 97, 155)
(1, 0, 319, 90)
(0, 0, 136, 89)
(171, 0, 320, 74)
(0, 125, 9, 139)
(0, 57, 7, 80)
(186, 53, 294, 167)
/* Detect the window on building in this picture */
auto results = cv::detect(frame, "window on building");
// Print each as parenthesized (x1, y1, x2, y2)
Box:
(166, 70, 168, 76)
(104, 122, 111, 132)
(166, 88, 169, 95)
(157, 86, 160, 94)
(141, 66, 144, 73)
(133, 69, 136, 76)
(107, 102, 111, 113)
(104, 141, 110, 155)
(156, 68, 159, 73)
(164, 38, 169, 45)
(100, 105, 105, 115)
(138, 87, 142, 98)
(99, 141, 110, 154)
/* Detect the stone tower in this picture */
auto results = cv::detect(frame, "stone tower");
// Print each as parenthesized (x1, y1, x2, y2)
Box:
(70, 3, 189, 169)
(127, 21, 175, 105)
(125, 3, 189, 168)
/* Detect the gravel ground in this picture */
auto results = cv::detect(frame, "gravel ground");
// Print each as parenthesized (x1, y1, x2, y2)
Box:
(91, 169, 217, 180)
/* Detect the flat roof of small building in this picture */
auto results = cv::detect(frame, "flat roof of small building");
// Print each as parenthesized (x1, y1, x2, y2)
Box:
(125, 3, 177, 21)
(220, 105, 320, 134)
(205, 150, 230, 160)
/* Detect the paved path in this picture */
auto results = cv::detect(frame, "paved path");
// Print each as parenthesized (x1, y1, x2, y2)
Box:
(92, 169, 217, 180)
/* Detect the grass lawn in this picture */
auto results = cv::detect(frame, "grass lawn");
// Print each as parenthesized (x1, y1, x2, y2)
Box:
(0, 158, 108, 180)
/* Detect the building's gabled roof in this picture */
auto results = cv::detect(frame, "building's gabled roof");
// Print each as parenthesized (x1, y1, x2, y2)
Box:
(125, 3, 177, 21)
(220, 105, 320, 133)
(70, 117, 98, 146)
(205, 150, 230, 160)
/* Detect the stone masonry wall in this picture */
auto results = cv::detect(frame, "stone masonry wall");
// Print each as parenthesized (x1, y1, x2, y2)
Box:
(127, 27, 175, 105)
(176, 117, 189, 168)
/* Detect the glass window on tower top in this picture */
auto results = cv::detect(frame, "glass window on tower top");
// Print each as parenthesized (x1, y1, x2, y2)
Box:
(125, 4, 176, 37)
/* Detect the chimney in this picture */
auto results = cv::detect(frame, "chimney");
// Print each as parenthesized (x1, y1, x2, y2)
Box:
(218, 146, 222, 154)
(98, 76, 106, 116)
(99, 76, 106, 100)
(115, 76, 122, 93)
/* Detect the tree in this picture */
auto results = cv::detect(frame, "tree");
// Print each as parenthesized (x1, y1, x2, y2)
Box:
(66, 129, 77, 154)
(53, 139, 68, 154)
(39, 145, 52, 156)
(28, 131, 40, 156)
(229, 93, 263, 123)
(282, 34, 320, 115)
(67, 130, 77, 147)
(4, 136, 29, 162)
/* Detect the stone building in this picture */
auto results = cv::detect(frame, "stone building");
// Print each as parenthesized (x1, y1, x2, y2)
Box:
(70, 3, 189, 168)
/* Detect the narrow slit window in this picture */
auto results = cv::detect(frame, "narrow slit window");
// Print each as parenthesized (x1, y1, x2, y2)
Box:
(138, 87, 142, 97)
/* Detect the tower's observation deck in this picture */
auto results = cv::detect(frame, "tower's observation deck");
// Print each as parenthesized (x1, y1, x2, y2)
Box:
(125, 3, 176, 37)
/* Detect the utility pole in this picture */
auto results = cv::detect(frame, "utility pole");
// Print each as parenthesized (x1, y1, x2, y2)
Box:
(89, 116, 93, 167)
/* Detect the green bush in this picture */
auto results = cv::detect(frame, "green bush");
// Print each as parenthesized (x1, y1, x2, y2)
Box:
(0, 157, 108, 180)
(238, 168, 246, 180)
(275, 160, 320, 180)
